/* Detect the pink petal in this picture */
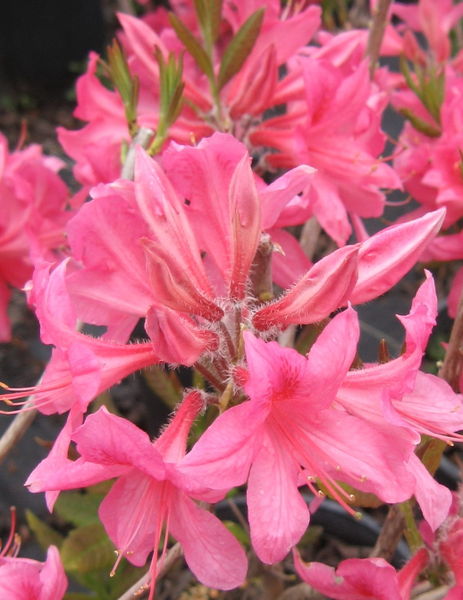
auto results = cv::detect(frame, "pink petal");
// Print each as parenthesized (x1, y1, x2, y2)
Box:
(244, 331, 309, 406)
(305, 306, 359, 400)
(396, 548, 429, 599)
(179, 401, 266, 490)
(169, 491, 247, 589)
(247, 435, 309, 564)
(407, 453, 451, 532)
(38, 546, 68, 600)
(228, 153, 262, 300)
(252, 245, 359, 329)
(351, 209, 445, 304)
(260, 165, 315, 230)
(294, 552, 403, 600)
(145, 305, 218, 366)
(135, 148, 222, 320)
(155, 391, 204, 464)
(72, 407, 165, 479)
(99, 471, 162, 566)
(162, 133, 248, 295)
(0, 279, 12, 342)
(268, 227, 312, 289)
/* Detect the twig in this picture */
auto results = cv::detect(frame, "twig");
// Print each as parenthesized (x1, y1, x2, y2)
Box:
(117, 543, 183, 600)
(299, 218, 321, 262)
(226, 498, 250, 534)
(438, 289, 463, 391)
(0, 399, 37, 465)
(366, 0, 392, 78)
(121, 127, 155, 180)
(413, 586, 450, 600)
(369, 504, 405, 561)
(117, 0, 136, 15)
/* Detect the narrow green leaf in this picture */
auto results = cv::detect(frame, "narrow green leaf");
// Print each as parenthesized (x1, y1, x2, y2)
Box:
(107, 39, 139, 135)
(54, 492, 103, 528)
(399, 108, 442, 138)
(168, 13, 214, 80)
(209, 0, 223, 44)
(399, 55, 419, 95)
(193, 0, 208, 34)
(60, 523, 116, 574)
(150, 48, 185, 155)
(217, 7, 264, 90)
(26, 510, 64, 550)
(194, 0, 223, 49)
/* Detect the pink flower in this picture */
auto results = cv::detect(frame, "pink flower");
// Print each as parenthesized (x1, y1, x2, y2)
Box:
(391, 0, 463, 62)
(181, 308, 416, 564)
(27, 392, 247, 598)
(0, 260, 160, 416)
(338, 271, 463, 530)
(251, 58, 401, 245)
(293, 547, 428, 600)
(0, 134, 70, 340)
(393, 68, 463, 228)
(61, 133, 356, 370)
(0, 546, 67, 600)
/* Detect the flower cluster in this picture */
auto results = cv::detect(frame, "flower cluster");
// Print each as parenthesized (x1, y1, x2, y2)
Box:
(2, 1, 463, 598)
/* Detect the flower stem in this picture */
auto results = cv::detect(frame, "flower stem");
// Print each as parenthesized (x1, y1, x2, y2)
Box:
(366, 0, 392, 78)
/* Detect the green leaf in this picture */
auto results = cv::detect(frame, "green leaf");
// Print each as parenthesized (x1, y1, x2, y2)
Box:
(399, 55, 419, 96)
(217, 7, 264, 90)
(54, 492, 103, 528)
(168, 13, 214, 80)
(194, 0, 223, 50)
(107, 39, 139, 135)
(143, 366, 181, 409)
(223, 520, 250, 547)
(149, 48, 185, 155)
(26, 510, 64, 550)
(107, 562, 149, 598)
(418, 435, 446, 476)
(399, 108, 442, 138)
(60, 523, 116, 574)
(64, 594, 94, 600)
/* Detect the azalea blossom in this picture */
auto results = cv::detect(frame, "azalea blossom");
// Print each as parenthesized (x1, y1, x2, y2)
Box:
(338, 271, 463, 530)
(180, 308, 418, 564)
(58, 1, 321, 185)
(391, 0, 463, 63)
(250, 57, 401, 245)
(0, 546, 67, 600)
(293, 547, 428, 600)
(0, 133, 70, 341)
(0, 135, 445, 421)
(27, 392, 247, 599)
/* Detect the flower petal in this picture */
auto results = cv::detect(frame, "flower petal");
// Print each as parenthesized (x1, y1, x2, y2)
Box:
(247, 435, 309, 564)
(169, 491, 247, 590)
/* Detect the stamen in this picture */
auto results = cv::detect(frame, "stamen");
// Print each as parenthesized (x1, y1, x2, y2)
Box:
(272, 416, 359, 516)
(0, 507, 21, 557)
(110, 550, 124, 577)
